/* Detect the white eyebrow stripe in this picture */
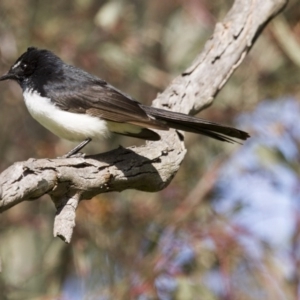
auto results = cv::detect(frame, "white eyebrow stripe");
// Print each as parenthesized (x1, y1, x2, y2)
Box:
(12, 61, 21, 69)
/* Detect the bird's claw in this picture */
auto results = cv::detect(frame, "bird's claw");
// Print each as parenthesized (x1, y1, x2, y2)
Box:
(57, 152, 86, 159)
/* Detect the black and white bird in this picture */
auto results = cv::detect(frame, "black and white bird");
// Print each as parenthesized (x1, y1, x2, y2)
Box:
(0, 47, 249, 157)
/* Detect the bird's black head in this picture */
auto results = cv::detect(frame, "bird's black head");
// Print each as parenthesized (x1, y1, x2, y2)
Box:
(0, 47, 63, 90)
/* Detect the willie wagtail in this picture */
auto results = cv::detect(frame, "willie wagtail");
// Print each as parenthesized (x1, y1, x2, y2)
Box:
(0, 47, 249, 157)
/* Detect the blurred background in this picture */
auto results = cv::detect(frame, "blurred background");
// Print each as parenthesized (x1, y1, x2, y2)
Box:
(0, 0, 300, 299)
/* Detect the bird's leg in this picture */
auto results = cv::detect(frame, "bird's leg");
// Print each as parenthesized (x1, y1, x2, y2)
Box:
(63, 138, 92, 158)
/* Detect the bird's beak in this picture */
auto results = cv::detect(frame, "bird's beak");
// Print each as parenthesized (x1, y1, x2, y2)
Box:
(0, 72, 15, 81)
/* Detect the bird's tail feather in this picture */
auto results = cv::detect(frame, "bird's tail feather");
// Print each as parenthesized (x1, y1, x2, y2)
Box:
(141, 105, 250, 143)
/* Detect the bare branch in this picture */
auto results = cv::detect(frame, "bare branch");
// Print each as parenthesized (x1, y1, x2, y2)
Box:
(0, 0, 287, 242)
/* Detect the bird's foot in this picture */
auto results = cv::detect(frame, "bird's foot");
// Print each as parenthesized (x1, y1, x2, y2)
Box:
(57, 138, 92, 158)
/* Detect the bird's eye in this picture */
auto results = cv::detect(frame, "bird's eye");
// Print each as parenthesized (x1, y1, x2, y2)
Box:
(21, 63, 28, 70)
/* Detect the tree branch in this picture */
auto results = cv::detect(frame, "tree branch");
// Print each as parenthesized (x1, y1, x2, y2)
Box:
(0, 0, 287, 242)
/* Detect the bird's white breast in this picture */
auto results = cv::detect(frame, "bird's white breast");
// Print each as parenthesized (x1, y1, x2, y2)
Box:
(23, 89, 110, 141)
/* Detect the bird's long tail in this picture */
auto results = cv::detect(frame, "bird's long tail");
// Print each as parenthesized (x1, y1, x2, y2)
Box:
(141, 105, 250, 143)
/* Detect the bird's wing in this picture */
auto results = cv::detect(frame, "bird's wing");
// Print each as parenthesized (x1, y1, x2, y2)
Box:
(47, 79, 167, 131)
